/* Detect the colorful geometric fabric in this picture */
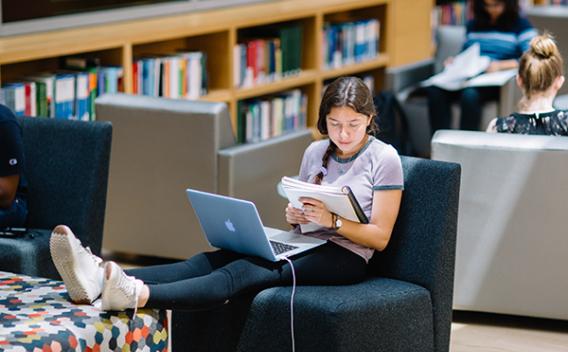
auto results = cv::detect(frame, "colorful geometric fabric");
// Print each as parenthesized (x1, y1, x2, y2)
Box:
(0, 271, 168, 352)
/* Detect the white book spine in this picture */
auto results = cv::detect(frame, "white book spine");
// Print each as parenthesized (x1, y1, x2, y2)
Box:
(77, 73, 89, 121)
(30, 82, 37, 117)
(170, 57, 180, 99)
(188, 52, 202, 99)
(14, 85, 25, 115)
(233, 45, 241, 88)
(261, 100, 270, 141)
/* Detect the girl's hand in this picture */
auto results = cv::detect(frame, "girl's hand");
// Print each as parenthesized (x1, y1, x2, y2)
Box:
(299, 197, 334, 228)
(285, 203, 310, 225)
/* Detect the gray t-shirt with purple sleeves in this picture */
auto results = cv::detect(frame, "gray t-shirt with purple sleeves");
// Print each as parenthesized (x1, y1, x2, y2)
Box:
(297, 136, 404, 262)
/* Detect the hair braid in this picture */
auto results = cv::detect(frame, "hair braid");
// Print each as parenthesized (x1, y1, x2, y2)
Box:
(313, 142, 337, 185)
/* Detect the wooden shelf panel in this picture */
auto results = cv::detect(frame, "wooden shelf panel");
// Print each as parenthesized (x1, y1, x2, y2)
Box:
(321, 54, 389, 80)
(0, 0, 389, 65)
(235, 70, 317, 100)
(200, 89, 232, 102)
(0, 0, 436, 139)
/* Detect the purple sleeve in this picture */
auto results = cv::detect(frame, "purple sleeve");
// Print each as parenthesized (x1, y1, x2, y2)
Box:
(298, 144, 312, 182)
(372, 146, 404, 191)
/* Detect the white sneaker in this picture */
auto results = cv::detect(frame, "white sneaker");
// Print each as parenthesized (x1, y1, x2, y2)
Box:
(50, 225, 104, 304)
(101, 261, 143, 312)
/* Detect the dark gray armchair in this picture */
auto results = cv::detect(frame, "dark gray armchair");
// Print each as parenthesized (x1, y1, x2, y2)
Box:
(0, 117, 112, 279)
(172, 156, 461, 352)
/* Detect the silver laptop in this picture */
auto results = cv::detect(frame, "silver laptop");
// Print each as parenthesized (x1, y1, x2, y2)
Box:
(186, 189, 325, 262)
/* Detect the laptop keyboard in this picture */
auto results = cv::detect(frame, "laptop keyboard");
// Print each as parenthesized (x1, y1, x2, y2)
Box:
(270, 240, 298, 255)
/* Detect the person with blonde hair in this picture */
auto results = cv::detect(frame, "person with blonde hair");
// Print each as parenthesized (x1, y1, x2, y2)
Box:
(487, 33, 568, 134)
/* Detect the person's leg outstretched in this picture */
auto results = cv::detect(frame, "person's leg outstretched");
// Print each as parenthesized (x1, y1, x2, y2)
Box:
(50, 225, 105, 304)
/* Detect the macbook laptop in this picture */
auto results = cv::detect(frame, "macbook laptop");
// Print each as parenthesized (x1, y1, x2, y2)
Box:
(186, 189, 326, 262)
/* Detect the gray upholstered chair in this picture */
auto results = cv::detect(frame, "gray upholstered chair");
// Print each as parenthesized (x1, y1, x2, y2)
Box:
(171, 156, 461, 352)
(0, 117, 112, 279)
(432, 130, 568, 320)
(386, 25, 520, 157)
(95, 94, 313, 260)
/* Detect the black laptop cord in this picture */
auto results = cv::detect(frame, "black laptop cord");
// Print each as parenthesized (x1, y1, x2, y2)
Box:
(282, 256, 296, 352)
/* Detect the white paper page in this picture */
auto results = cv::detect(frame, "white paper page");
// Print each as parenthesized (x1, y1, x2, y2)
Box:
(465, 68, 517, 88)
(421, 43, 491, 91)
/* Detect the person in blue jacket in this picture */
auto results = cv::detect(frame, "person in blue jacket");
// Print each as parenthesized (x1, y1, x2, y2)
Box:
(428, 0, 537, 133)
(0, 104, 28, 228)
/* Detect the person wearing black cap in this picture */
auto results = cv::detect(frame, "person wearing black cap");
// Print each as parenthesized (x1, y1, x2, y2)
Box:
(0, 104, 27, 228)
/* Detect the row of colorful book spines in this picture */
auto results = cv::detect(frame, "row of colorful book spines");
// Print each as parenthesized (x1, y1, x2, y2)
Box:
(234, 39, 301, 88)
(0, 68, 123, 120)
(236, 90, 307, 144)
(432, 3, 471, 26)
(322, 19, 380, 68)
(132, 53, 207, 99)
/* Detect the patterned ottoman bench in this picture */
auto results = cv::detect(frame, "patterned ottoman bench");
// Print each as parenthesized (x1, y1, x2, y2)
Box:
(0, 271, 169, 351)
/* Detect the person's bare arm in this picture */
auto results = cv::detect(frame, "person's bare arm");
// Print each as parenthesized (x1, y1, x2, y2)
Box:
(300, 189, 403, 251)
(486, 59, 518, 73)
(0, 175, 19, 209)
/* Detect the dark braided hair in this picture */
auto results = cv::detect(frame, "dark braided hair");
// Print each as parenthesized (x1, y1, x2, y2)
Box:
(313, 76, 377, 185)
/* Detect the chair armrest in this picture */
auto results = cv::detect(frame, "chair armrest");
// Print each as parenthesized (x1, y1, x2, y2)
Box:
(386, 59, 434, 95)
(218, 129, 312, 228)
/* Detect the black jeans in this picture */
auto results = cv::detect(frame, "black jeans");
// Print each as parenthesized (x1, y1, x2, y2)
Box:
(0, 196, 27, 228)
(126, 242, 366, 311)
(426, 86, 499, 133)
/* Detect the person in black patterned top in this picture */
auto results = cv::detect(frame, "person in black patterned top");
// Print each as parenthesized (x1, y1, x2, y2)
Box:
(487, 33, 568, 135)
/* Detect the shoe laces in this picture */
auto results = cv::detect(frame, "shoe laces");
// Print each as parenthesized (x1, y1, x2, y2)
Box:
(74, 236, 102, 267)
(115, 268, 140, 317)
(86, 247, 103, 266)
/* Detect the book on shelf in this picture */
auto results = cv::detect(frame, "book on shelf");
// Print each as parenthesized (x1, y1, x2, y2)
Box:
(432, 1, 470, 26)
(133, 51, 207, 99)
(237, 88, 307, 144)
(421, 43, 516, 91)
(0, 58, 122, 120)
(234, 23, 302, 88)
(322, 19, 380, 69)
(281, 176, 369, 233)
(1, 83, 25, 116)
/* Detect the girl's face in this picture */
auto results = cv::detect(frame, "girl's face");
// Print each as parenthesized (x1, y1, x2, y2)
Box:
(483, 0, 505, 22)
(326, 106, 372, 158)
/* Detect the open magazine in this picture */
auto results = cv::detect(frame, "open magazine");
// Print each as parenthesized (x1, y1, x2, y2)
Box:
(421, 43, 516, 91)
(281, 176, 368, 233)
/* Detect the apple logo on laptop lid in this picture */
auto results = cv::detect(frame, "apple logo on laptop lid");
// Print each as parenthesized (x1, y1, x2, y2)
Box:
(224, 219, 236, 232)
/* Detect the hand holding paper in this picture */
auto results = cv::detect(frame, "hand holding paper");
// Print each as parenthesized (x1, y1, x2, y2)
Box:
(281, 176, 368, 233)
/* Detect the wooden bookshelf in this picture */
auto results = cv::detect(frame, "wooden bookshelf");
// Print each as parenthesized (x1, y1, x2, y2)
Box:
(0, 0, 433, 138)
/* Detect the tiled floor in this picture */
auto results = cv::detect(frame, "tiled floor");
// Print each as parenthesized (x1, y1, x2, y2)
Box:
(451, 311, 568, 352)
(107, 251, 568, 351)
